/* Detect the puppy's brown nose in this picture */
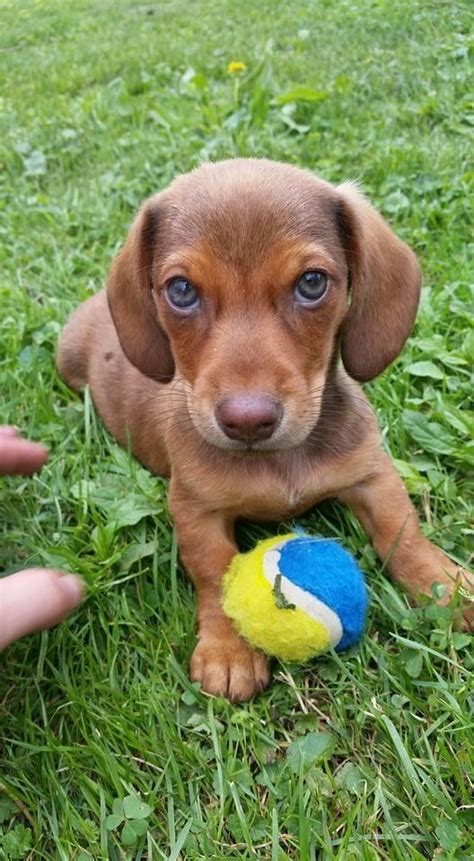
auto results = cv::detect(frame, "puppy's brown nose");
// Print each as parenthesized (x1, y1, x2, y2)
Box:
(216, 394, 283, 443)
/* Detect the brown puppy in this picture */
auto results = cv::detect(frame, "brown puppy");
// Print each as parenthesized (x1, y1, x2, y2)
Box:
(58, 159, 472, 700)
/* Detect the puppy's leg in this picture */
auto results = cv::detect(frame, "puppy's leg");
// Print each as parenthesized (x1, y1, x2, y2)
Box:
(338, 452, 473, 628)
(170, 487, 270, 701)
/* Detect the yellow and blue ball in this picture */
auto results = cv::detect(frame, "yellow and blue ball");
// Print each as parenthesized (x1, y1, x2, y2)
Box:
(222, 533, 368, 662)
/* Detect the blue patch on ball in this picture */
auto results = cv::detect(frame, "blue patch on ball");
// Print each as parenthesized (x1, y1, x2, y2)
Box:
(277, 536, 369, 651)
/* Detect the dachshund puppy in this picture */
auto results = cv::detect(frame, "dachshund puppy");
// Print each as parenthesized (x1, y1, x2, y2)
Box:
(58, 159, 472, 700)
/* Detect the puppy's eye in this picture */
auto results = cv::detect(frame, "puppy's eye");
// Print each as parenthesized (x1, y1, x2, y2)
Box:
(294, 270, 328, 304)
(165, 278, 200, 311)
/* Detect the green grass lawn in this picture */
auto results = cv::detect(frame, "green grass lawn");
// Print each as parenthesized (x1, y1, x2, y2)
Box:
(1, 0, 473, 857)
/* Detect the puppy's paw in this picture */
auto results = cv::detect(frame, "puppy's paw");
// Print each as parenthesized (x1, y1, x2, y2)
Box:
(190, 631, 270, 701)
(457, 576, 474, 632)
(461, 604, 474, 632)
(435, 559, 473, 631)
(410, 549, 473, 630)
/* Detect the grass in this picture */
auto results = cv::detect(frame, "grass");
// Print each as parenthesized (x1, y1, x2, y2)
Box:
(0, 0, 473, 857)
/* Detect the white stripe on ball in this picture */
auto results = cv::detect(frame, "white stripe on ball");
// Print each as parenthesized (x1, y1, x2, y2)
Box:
(263, 547, 343, 648)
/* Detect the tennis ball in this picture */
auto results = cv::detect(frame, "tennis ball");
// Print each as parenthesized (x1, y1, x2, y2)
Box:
(222, 533, 368, 661)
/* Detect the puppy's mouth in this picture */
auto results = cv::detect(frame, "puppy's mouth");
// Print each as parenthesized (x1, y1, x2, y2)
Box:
(188, 396, 319, 458)
(218, 438, 287, 455)
(202, 425, 314, 455)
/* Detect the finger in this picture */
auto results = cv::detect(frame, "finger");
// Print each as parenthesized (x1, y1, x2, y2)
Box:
(0, 426, 19, 437)
(0, 438, 49, 475)
(0, 569, 84, 649)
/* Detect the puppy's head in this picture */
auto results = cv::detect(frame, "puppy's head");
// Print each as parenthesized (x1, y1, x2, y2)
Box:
(107, 159, 420, 452)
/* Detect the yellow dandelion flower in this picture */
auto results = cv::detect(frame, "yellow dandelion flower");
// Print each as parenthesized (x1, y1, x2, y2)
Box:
(227, 61, 247, 74)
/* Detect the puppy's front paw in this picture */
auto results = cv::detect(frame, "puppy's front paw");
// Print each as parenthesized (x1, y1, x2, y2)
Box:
(409, 547, 473, 630)
(461, 604, 474, 632)
(190, 630, 270, 701)
(434, 558, 473, 631)
(456, 571, 474, 632)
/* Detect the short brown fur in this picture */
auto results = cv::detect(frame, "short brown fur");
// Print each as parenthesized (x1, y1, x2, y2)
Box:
(58, 159, 472, 700)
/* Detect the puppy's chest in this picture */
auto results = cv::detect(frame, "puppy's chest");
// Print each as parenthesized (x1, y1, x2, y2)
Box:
(219, 460, 327, 520)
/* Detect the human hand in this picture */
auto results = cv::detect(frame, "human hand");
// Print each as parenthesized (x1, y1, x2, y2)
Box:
(0, 426, 48, 476)
(1, 426, 84, 648)
(0, 569, 84, 649)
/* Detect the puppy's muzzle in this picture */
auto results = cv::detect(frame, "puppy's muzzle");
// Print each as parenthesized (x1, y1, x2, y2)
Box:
(215, 393, 283, 444)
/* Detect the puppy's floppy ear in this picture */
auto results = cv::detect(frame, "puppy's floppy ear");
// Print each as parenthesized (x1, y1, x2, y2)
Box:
(336, 182, 421, 382)
(106, 196, 174, 381)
